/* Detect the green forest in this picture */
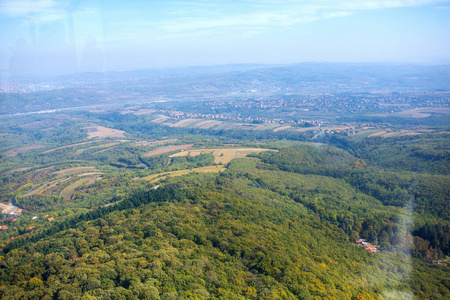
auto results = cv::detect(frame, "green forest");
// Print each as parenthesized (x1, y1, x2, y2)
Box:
(0, 106, 449, 299)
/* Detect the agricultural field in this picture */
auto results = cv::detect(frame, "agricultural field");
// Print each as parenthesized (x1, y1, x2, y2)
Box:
(143, 144, 194, 157)
(138, 165, 225, 183)
(42, 141, 98, 153)
(372, 107, 450, 118)
(169, 118, 202, 128)
(170, 147, 277, 164)
(0, 88, 448, 299)
(59, 177, 100, 201)
(84, 126, 126, 139)
(5, 145, 45, 157)
(53, 166, 98, 176)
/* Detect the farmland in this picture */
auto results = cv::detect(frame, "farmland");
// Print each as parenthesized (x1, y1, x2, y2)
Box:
(138, 165, 225, 183)
(169, 148, 278, 164)
(84, 126, 126, 139)
(143, 144, 194, 157)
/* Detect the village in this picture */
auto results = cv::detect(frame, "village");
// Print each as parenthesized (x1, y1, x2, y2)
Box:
(0, 201, 56, 238)
(357, 238, 379, 253)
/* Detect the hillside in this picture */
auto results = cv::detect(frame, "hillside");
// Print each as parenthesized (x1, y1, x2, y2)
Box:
(1, 165, 448, 299)
(0, 97, 448, 299)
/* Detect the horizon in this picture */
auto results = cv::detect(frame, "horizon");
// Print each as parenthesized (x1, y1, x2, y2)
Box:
(1, 0, 450, 78)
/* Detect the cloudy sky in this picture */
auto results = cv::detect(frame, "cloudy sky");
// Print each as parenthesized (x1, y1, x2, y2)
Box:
(0, 0, 449, 76)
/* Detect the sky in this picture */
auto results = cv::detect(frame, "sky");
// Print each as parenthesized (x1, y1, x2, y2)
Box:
(0, 0, 449, 77)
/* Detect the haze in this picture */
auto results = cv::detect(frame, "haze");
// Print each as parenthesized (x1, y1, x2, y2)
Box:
(1, 0, 450, 77)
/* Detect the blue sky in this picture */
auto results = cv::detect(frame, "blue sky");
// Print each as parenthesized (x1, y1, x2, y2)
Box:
(0, 0, 449, 76)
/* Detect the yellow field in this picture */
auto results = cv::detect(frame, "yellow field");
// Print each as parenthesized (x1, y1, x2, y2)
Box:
(169, 148, 277, 164)
(139, 165, 225, 183)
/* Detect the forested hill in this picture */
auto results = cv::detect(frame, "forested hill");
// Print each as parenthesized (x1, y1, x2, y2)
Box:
(0, 104, 448, 299)
(1, 157, 449, 299)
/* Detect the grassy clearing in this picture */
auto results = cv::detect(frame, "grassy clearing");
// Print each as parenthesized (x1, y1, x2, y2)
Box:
(143, 144, 194, 157)
(139, 165, 225, 183)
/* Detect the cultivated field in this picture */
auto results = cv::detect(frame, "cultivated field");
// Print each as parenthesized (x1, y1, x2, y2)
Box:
(3, 167, 31, 175)
(371, 107, 450, 118)
(143, 144, 194, 157)
(273, 126, 291, 132)
(170, 119, 202, 128)
(53, 166, 98, 176)
(42, 141, 98, 153)
(133, 139, 178, 147)
(84, 126, 126, 139)
(6, 145, 44, 157)
(194, 120, 223, 129)
(170, 148, 277, 164)
(71, 142, 120, 155)
(59, 177, 97, 201)
(22, 177, 73, 197)
(368, 130, 425, 138)
(139, 165, 225, 183)
(252, 124, 280, 131)
(151, 115, 170, 123)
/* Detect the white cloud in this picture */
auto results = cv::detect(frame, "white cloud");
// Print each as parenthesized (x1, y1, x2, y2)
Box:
(0, 0, 58, 17)
(156, 0, 449, 35)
